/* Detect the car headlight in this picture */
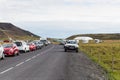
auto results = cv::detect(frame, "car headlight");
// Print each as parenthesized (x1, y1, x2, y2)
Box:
(65, 45, 69, 47)
(75, 45, 79, 48)
(9, 49, 13, 52)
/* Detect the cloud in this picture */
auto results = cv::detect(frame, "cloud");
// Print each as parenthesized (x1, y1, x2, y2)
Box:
(0, 0, 120, 38)
(14, 21, 120, 38)
(0, 0, 63, 21)
(64, 0, 120, 5)
(0, 0, 120, 23)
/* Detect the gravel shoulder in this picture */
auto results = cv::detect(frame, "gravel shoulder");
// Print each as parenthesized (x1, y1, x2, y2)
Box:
(66, 50, 107, 80)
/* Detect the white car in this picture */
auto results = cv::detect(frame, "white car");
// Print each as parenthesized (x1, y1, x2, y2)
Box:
(64, 40, 79, 53)
(14, 41, 30, 53)
(0, 45, 5, 59)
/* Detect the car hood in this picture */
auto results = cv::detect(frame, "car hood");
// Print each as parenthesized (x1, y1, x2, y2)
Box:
(65, 44, 79, 47)
(4, 48, 11, 51)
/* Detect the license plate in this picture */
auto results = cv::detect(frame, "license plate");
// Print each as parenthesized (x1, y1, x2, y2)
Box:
(69, 46, 75, 49)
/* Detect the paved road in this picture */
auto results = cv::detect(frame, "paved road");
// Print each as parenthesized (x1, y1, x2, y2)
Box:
(0, 44, 106, 80)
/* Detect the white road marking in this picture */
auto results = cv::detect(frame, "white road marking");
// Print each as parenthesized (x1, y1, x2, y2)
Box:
(41, 52, 44, 55)
(32, 56, 36, 59)
(0, 67, 14, 74)
(42, 46, 54, 54)
(16, 62, 24, 67)
(36, 54, 40, 56)
(25, 58, 32, 62)
(0, 45, 55, 75)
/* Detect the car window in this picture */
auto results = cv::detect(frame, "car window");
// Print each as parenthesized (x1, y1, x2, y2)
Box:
(67, 41, 77, 44)
(3, 44, 13, 48)
(15, 42, 22, 46)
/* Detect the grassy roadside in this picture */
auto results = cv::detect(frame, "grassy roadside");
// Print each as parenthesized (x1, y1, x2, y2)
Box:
(79, 40, 120, 80)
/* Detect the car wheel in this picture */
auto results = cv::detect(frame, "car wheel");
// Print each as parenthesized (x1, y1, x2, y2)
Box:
(76, 49, 78, 53)
(27, 50, 30, 52)
(17, 52, 20, 56)
(39, 47, 40, 49)
(24, 49, 27, 53)
(14, 51, 18, 56)
(65, 49, 67, 52)
(1, 54, 5, 60)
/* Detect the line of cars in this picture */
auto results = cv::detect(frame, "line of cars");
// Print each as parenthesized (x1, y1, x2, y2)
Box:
(0, 39, 51, 60)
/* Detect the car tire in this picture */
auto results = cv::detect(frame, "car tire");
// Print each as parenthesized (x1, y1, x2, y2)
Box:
(17, 52, 20, 56)
(24, 49, 27, 53)
(27, 50, 30, 52)
(1, 54, 5, 60)
(76, 49, 78, 53)
(65, 49, 67, 52)
(39, 46, 41, 49)
(13, 51, 18, 56)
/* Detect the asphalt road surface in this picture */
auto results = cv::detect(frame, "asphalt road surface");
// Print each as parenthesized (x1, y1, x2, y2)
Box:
(0, 44, 107, 80)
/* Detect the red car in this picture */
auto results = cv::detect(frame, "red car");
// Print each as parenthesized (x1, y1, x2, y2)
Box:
(3, 43, 19, 56)
(28, 43, 36, 51)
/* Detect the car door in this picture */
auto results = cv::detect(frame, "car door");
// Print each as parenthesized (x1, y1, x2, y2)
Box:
(24, 42, 29, 51)
(0, 45, 3, 58)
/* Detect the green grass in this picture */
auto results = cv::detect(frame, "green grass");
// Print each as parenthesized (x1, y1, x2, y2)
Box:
(79, 40, 120, 80)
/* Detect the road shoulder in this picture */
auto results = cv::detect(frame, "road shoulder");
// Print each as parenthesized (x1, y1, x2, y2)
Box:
(67, 51, 107, 80)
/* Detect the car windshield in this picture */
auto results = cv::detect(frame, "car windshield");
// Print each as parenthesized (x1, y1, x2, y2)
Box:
(32, 41, 37, 44)
(3, 44, 13, 48)
(28, 43, 34, 45)
(67, 41, 77, 44)
(40, 40, 46, 43)
(15, 42, 22, 46)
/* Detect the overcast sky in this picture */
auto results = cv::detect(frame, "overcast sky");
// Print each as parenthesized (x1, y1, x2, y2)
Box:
(0, 0, 120, 38)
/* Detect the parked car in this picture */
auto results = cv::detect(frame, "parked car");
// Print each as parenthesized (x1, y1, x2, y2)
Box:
(64, 40, 79, 53)
(47, 40, 51, 44)
(39, 41, 44, 48)
(40, 40, 48, 46)
(14, 41, 30, 53)
(3, 43, 19, 56)
(32, 40, 44, 49)
(0, 45, 5, 59)
(28, 42, 36, 51)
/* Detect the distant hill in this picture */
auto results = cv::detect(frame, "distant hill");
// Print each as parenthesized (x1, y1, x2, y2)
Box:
(67, 34, 120, 40)
(0, 23, 40, 40)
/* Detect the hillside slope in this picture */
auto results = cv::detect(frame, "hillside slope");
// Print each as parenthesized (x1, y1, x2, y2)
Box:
(0, 23, 39, 40)
(67, 34, 120, 40)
